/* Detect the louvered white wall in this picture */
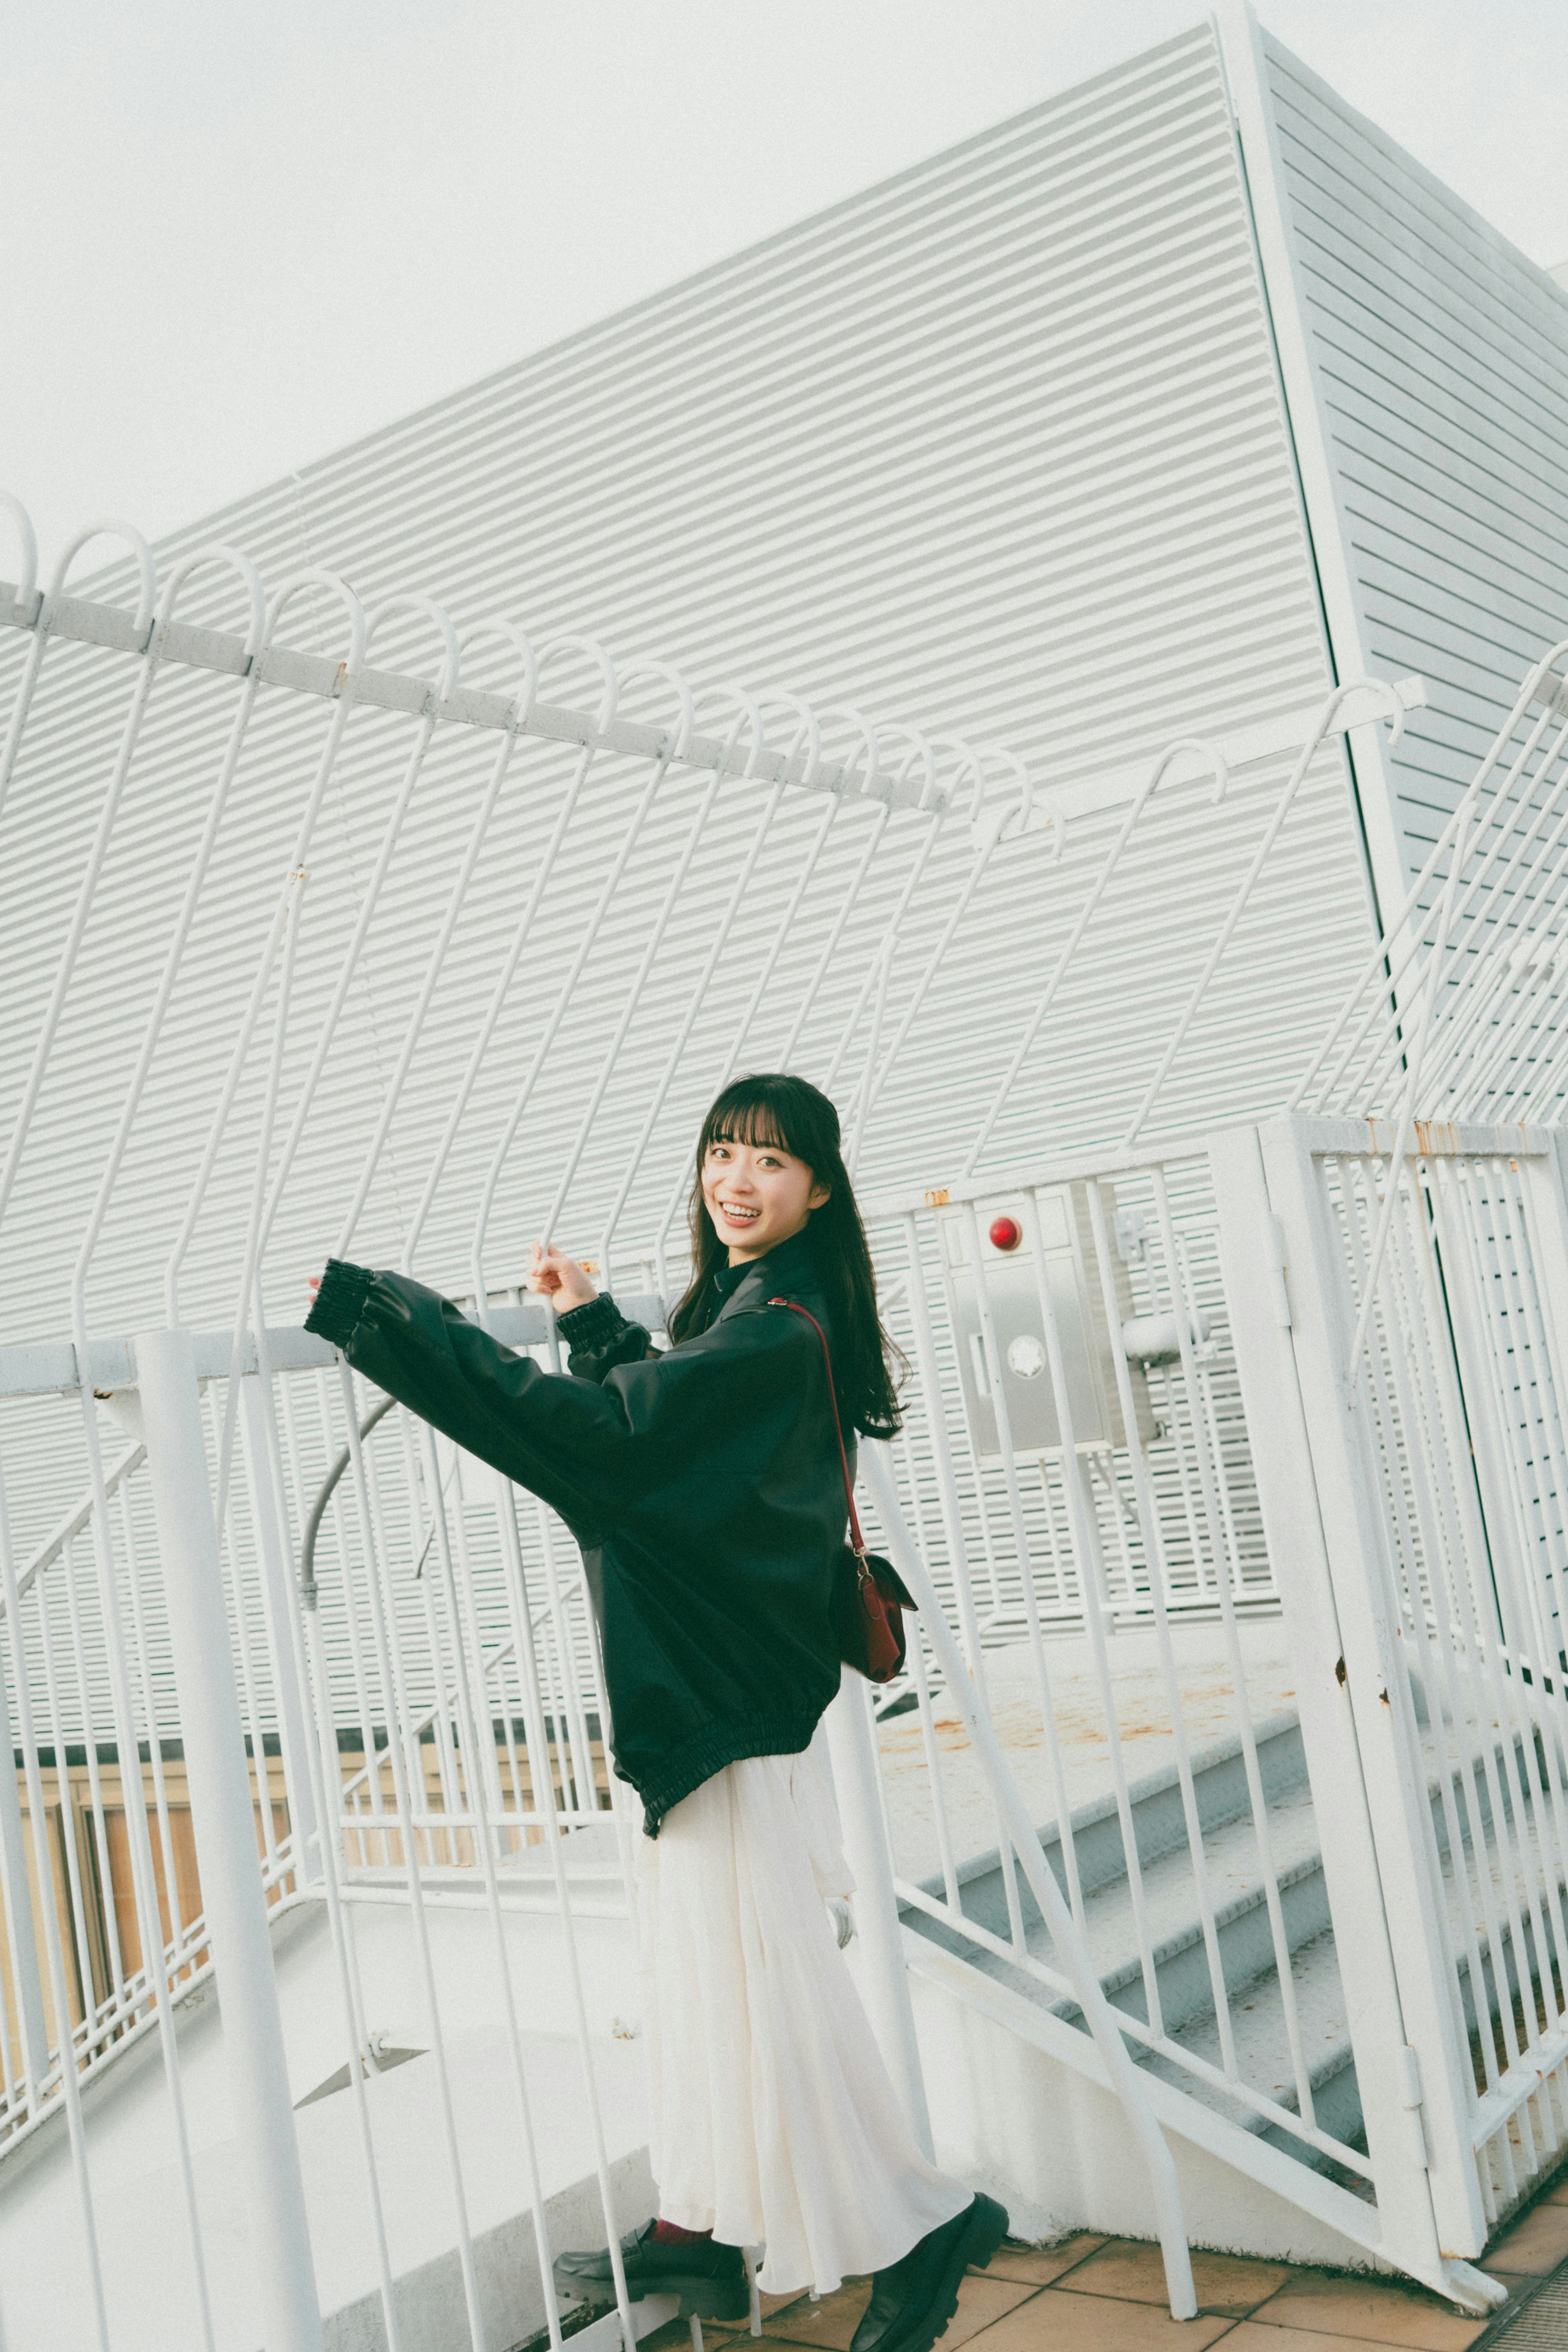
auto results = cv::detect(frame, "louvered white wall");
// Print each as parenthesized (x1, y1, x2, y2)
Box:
(1234, 9, 1568, 902)
(108, 22, 1335, 775)
(5, 11, 1567, 1779)
(0, 17, 1375, 1388)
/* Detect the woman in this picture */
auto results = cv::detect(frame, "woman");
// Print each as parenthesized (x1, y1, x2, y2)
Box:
(305, 1072, 1006, 2352)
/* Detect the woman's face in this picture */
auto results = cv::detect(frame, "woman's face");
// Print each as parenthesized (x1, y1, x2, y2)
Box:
(702, 1132, 830, 1262)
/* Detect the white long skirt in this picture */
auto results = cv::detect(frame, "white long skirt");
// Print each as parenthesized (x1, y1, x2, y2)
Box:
(637, 1734, 971, 2298)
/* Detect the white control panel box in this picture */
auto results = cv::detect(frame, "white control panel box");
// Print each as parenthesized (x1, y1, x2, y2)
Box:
(937, 1185, 1154, 1462)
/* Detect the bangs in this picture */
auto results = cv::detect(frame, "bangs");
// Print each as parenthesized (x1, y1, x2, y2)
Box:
(695, 1071, 842, 1172)
(705, 1099, 793, 1156)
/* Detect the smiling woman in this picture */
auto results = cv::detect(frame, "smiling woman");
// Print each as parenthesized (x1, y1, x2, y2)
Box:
(665, 1073, 907, 1441)
(302, 1068, 1004, 2337)
(702, 1126, 829, 1255)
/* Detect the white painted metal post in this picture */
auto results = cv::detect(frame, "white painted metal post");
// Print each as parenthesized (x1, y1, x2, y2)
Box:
(1246, 1122, 1490, 2264)
(1207, 1127, 1449, 2285)
(135, 1328, 324, 2352)
(823, 1666, 935, 2158)
(238, 1374, 319, 1879)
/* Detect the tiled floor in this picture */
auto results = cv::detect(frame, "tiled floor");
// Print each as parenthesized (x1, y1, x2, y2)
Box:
(643, 2183, 1568, 2352)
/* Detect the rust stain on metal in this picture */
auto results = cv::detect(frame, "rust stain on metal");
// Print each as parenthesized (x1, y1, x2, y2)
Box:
(924, 1187, 949, 1207)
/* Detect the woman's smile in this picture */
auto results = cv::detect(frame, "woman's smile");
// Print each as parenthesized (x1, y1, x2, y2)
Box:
(701, 1135, 830, 1262)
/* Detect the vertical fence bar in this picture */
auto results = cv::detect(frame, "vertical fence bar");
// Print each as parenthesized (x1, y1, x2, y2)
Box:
(239, 1372, 319, 1880)
(136, 1326, 324, 2352)
(822, 1666, 933, 2158)
(859, 1442, 1196, 2322)
(0, 1451, 112, 2350)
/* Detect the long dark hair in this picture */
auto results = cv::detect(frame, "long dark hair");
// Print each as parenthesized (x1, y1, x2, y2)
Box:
(667, 1072, 905, 1438)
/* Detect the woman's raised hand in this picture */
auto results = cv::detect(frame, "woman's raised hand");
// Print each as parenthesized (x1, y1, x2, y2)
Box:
(527, 1239, 599, 1313)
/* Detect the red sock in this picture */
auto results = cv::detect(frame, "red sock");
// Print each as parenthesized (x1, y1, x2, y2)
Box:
(653, 2219, 713, 2245)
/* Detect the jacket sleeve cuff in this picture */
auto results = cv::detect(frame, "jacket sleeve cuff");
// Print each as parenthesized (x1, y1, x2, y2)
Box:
(305, 1258, 376, 1351)
(555, 1293, 626, 1349)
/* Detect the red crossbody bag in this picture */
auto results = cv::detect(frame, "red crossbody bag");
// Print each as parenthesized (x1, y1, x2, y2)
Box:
(768, 1299, 915, 1684)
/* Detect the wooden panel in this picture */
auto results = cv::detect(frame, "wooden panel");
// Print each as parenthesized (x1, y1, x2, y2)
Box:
(0, 1786, 84, 2062)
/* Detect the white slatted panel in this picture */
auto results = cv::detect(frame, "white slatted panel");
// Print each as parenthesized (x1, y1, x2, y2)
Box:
(1260, 28, 1568, 886)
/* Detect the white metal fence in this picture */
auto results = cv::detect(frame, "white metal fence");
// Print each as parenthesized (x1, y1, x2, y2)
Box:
(9, 488, 1568, 2343)
(858, 1150, 1350, 2165)
(1220, 1119, 1568, 2247)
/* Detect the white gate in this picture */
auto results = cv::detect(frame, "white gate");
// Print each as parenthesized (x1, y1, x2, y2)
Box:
(1215, 1116, 1568, 2263)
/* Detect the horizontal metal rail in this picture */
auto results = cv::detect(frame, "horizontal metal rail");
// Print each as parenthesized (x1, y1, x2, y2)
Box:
(0, 576, 941, 816)
(1022, 673, 1426, 826)
(0, 1294, 668, 1400)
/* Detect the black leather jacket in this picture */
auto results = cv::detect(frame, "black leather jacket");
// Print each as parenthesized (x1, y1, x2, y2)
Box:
(304, 1230, 846, 1833)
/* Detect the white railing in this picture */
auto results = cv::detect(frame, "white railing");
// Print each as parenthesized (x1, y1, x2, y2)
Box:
(0, 500, 1038, 2352)
(1211, 1116, 1568, 2303)
(12, 483, 1551, 2343)
(855, 1148, 1344, 2167)
(1296, 638, 1568, 1134)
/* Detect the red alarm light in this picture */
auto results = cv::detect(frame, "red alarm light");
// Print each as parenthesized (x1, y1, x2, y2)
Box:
(988, 1215, 1022, 1252)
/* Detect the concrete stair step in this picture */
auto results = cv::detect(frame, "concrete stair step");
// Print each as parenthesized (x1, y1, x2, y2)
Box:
(1137, 1926, 1361, 2168)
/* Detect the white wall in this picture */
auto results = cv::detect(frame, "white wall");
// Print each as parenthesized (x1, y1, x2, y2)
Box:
(1250, 16, 1568, 901)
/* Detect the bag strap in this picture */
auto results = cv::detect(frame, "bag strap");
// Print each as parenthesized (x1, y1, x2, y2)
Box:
(768, 1298, 867, 1560)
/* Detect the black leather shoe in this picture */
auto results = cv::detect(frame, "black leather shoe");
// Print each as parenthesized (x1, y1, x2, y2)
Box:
(849, 2194, 1009, 2352)
(554, 2219, 749, 2322)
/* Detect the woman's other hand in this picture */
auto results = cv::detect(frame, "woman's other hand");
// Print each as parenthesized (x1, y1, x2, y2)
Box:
(307, 1270, 323, 1301)
(528, 1240, 598, 1313)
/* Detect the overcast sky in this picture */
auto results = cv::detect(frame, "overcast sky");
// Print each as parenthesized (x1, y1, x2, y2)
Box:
(4, 0, 1564, 573)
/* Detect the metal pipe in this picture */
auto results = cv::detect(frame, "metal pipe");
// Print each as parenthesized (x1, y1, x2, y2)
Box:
(136, 1326, 325, 2352)
(0, 523, 164, 1232)
(962, 739, 1223, 1178)
(299, 1394, 398, 1607)
(163, 566, 369, 1324)
(822, 1668, 935, 2158)
(1127, 679, 1405, 1147)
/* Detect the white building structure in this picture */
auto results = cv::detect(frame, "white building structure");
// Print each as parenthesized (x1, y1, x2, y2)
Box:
(2, 6, 1568, 2346)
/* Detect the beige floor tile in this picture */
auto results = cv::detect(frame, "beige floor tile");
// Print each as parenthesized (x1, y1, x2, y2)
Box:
(757, 2279, 870, 2350)
(1216, 2327, 1434, 2352)
(733, 2339, 854, 2352)
(764, 2272, 1036, 2352)
(639, 2292, 794, 2352)
(957, 2287, 1234, 2350)
(1242, 2272, 1488, 2350)
(983, 2235, 1107, 2287)
(1484, 2196, 1568, 2274)
(616, 2280, 794, 2347)
(928, 2275, 1040, 2350)
(1062, 2239, 1293, 2318)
